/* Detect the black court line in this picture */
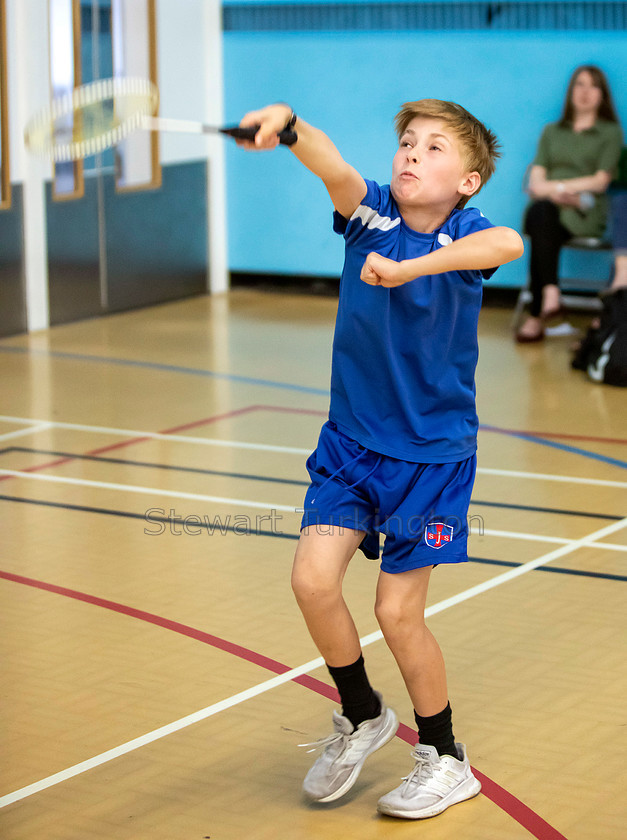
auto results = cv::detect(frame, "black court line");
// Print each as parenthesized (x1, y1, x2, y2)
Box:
(468, 498, 622, 522)
(466, 556, 626, 581)
(0, 447, 621, 522)
(0, 447, 310, 487)
(0, 494, 624, 583)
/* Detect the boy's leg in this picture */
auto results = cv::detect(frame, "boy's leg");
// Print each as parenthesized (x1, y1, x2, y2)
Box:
(292, 526, 398, 802)
(375, 566, 455, 753)
(293, 525, 380, 722)
(374, 566, 449, 720)
(375, 566, 481, 819)
(291, 525, 365, 667)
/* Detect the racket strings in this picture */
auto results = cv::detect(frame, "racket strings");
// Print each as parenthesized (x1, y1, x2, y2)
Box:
(25, 77, 159, 162)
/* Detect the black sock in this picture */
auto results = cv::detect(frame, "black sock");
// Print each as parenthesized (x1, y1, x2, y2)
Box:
(327, 654, 381, 729)
(414, 702, 458, 759)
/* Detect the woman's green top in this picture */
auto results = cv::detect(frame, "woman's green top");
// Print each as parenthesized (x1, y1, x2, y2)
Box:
(533, 119, 623, 237)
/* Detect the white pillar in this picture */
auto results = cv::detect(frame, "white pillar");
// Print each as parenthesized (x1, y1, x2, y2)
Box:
(9, 0, 51, 331)
(204, 0, 228, 294)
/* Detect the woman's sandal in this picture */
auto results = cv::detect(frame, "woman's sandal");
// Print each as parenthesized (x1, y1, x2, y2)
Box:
(541, 305, 565, 324)
(515, 323, 545, 343)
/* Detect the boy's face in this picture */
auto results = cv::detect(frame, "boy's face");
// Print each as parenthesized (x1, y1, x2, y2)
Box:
(390, 117, 478, 212)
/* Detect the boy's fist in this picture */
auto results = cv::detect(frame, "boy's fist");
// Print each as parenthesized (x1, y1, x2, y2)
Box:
(238, 104, 293, 149)
(361, 253, 413, 287)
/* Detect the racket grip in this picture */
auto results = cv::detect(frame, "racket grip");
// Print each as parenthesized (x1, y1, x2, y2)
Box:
(220, 125, 298, 146)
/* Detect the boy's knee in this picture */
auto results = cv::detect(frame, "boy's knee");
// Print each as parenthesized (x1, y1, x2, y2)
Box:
(291, 558, 339, 604)
(375, 591, 424, 636)
(374, 593, 403, 630)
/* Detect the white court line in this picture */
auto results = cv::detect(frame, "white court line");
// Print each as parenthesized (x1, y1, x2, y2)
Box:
(1, 468, 625, 554)
(0, 415, 625, 486)
(0, 656, 325, 809)
(482, 528, 573, 545)
(0, 423, 53, 443)
(422, 516, 627, 617)
(0, 416, 43, 426)
(0, 469, 297, 514)
(481, 528, 627, 551)
(0, 415, 311, 456)
(477, 466, 626, 488)
(1, 513, 625, 810)
(587, 541, 627, 552)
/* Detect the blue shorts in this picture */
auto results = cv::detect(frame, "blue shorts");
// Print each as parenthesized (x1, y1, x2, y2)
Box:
(300, 422, 476, 574)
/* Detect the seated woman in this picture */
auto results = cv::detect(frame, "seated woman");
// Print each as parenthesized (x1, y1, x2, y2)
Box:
(516, 65, 623, 343)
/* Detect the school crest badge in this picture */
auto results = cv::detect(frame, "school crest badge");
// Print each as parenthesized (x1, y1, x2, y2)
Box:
(425, 521, 454, 549)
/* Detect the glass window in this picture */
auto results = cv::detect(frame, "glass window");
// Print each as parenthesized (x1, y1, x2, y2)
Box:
(112, 0, 160, 191)
(49, 0, 83, 201)
(80, 0, 115, 172)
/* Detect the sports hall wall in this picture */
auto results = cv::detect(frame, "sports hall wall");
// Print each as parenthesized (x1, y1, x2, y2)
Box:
(222, 0, 627, 289)
(1, 2, 625, 338)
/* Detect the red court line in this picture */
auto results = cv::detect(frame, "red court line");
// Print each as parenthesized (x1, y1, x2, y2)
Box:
(234, 406, 627, 446)
(0, 406, 265, 482)
(77, 407, 265, 461)
(0, 569, 568, 840)
(5, 403, 623, 487)
(250, 405, 328, 418)
(4, 402, 622, 493)
(160, 406, 264, 436)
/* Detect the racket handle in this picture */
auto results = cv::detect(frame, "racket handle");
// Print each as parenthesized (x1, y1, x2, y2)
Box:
(219, 125, 298, 146)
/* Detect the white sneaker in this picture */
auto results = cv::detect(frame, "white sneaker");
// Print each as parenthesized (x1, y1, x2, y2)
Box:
(377, 742, 481, 819)
(300, 693, 398, 803)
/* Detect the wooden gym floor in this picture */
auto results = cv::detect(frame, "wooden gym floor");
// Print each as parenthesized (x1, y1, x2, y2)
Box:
(0, 289, 625, 840)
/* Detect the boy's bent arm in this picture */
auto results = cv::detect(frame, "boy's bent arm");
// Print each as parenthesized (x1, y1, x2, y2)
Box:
(239, 104, 367, 219)
(361, 227, 524, 287)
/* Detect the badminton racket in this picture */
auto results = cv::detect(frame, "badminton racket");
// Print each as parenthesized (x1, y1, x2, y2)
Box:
(24, 77, 297, 163)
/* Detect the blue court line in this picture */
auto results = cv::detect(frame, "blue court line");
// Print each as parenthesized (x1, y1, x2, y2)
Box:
(0, 344, 624, 468)
(0, 494, 624, 583)
(0, 346, 329, 396)
(1, 447, 622, 522)
(481, 426, 627, 470)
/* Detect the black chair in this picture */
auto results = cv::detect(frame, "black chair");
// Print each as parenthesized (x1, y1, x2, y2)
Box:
(512, 235, 612, 329)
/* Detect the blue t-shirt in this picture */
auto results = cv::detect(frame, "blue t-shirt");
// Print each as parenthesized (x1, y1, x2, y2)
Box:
(330, 179, 496, 464)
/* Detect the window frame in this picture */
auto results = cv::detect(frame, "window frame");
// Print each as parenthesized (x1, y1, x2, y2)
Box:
(0, 0, 11, 210)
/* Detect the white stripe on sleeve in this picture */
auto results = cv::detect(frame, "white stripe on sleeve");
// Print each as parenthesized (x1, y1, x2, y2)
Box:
(351, 205, 401, 232)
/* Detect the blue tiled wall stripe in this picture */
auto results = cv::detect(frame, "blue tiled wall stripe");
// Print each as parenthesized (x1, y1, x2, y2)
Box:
(223, 2, 627, 31)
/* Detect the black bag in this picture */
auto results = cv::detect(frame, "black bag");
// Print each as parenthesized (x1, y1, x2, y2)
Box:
(571, 288, 627, 386)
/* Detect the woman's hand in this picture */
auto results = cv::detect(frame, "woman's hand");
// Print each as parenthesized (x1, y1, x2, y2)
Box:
(548, 183, 581, 206)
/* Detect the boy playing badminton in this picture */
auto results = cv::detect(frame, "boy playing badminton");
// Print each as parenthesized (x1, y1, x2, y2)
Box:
(238, 100, 523, 819)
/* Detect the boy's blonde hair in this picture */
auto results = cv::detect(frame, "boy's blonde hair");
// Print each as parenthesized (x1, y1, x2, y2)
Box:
(394, 99, 501, 208)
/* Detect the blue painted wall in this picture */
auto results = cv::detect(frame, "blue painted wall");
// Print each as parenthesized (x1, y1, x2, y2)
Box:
(223, 10, 626, 288)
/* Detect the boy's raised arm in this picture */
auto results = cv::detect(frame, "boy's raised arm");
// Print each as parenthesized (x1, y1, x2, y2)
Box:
(238, 104, 367, 219)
